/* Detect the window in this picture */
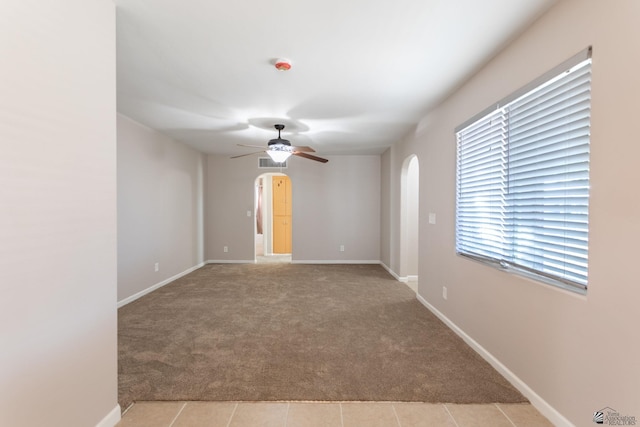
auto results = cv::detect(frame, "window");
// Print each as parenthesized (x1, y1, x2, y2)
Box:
(455, 48, 592, 293)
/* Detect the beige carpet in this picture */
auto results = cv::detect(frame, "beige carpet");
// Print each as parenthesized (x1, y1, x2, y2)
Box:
(118, 264, 525, 410)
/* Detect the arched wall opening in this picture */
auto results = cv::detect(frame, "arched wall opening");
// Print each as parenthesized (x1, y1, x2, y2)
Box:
(400, 155, 419, 289)
(254, 172, 292, 263)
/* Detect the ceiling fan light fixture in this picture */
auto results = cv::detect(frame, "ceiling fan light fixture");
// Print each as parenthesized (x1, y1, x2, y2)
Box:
(267, 149, 292, 163)
(232, 123, 327, 163)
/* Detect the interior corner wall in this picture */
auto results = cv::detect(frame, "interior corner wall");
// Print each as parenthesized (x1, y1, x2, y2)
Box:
(379, 149, 392, 269)
(390, 0, 640, 424)
(117, 115, 205, 303)
(205, 154, 380, 263)
(0, 1, 118, 426)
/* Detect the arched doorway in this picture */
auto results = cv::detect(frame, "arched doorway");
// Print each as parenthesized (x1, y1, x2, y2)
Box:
(400, 155, 419, 291)
(254, 173, 292, 263)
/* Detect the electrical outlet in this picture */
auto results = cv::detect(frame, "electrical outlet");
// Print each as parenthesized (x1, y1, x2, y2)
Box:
(154, 262, 159, 272)
(442, 286, 448, 300)
(340, 245, 345, 252)
(429, 213, 436, 224)
(223, 246, 228, 253)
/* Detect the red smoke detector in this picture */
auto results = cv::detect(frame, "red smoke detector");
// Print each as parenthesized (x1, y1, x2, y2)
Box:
(274, 58, 291, 71)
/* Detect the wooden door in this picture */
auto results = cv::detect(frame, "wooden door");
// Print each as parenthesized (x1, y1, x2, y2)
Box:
(272, 176, 292, 253)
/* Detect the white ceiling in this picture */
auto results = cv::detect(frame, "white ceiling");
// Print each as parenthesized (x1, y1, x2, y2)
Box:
(115, 0, 556, 157)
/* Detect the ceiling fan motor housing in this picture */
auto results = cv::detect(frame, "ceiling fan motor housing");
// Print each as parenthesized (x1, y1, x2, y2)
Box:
(268, 138, 291, 147)
(268, 124, 291, 148)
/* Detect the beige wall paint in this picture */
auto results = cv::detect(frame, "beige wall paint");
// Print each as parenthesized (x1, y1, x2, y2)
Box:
(206, 154, 380, 262)
(380, 150, 392, 269)
(390, 0, 640, 424)
(0, 1, 118, 426)
(205, 155, 258, 261)
(117, 115, 205, 302)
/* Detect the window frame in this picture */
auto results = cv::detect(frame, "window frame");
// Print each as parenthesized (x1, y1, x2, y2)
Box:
(455, 47, 592, 294)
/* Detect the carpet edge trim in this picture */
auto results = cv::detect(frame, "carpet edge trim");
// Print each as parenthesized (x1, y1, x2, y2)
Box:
(415, 293, 572, 427)
(95, 404, 121, 427)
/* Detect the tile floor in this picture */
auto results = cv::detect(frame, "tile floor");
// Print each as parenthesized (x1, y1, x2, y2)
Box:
(116, 401, 554, 426)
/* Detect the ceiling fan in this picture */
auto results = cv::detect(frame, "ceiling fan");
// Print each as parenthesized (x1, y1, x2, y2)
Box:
(231, 124, 328, 163)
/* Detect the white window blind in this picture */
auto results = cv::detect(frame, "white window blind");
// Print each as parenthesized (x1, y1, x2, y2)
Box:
(456, 48, 592, 292)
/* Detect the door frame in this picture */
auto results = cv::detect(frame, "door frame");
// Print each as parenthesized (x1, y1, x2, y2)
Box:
(254, 172, 291, 260)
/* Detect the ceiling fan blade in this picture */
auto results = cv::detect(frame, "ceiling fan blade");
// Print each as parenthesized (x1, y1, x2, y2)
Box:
(231, 151, 265, 159)
(290, 145, 315, 153)
(293, 151, 329, 163)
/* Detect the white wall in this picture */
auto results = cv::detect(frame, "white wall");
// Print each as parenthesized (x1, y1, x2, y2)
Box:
(117, 115, 205, 303)
(206, 154, 380, 262)
(0, 1, 118, 426)
(389, 0, 640, 424)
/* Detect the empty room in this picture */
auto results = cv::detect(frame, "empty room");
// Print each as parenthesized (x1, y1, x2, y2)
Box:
(2, 1, 639, 426)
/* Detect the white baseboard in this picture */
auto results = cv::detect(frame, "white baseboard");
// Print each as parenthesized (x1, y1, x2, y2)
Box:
(206, 259, 255, 264)
(291, 259, 380, 265)
(415, 293, 572, 427)
(379, 263, 418, 292)
(95, 404, 121, 427)
(404, 281, 418, 293)
(207, 259, 384, 266)
(379, 262, 402, 281)
(117, 262, 205, 308)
